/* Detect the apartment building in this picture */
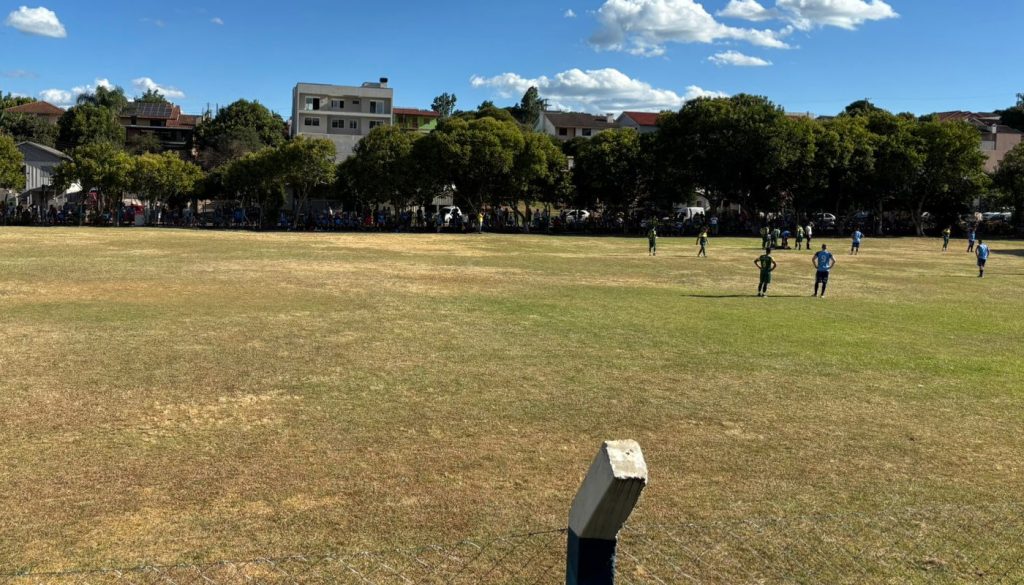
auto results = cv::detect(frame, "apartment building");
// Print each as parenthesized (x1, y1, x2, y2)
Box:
(291, 79, 393, 161)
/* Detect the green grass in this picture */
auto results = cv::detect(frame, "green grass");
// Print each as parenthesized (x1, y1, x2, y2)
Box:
(0, 228, 1021, 573)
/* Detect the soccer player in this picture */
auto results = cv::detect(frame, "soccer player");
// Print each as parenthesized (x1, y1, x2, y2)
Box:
(813, 244, 835, 297)
(648, 225, 658, 256)
(795, 224, 805, 250)
(755, 248, 777, 297)
(760, 226, 770, 251)
(697, 227, 709, 257)
(976, 239, 990, 277)
(805, 223, 814, 250)
(967, 227, 977, 253)
(851, 227, 864, 255)
(942, 226, 951, 252)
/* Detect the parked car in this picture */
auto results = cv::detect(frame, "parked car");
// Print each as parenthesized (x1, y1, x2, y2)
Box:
(563, 209, 591, 225)
(439, 206, 465, 226)
(813, 212, 837, 229)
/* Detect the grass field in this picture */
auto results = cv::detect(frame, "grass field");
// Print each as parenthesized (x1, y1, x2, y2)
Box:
(1, 228, 1022, 574)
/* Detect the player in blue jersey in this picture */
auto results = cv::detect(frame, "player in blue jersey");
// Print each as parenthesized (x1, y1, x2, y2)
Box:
(976, 239, 990, 277)
(850, 228, 864, 255)
(813, 244, 835, 297)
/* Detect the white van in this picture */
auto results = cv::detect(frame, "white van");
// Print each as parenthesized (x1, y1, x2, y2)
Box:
(673, 206, 708, 222)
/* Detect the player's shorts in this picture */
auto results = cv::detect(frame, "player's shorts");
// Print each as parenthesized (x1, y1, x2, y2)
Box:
(852, 241, 861, 248)
(760, 272, 772, 284)
(978, 259, 987, 267)
(815, 270, 830, 284)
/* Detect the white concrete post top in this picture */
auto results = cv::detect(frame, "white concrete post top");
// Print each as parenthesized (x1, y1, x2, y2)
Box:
(568, 440, 648, 540)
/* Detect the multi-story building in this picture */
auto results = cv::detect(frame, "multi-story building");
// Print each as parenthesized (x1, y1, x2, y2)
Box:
(535, 111, 620, 141)
(291, 79, 393, 161)
(118, 102, 200, 156)
(935, 111, 1023, 173)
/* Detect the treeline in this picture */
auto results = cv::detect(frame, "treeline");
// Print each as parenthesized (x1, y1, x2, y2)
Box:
(3, 87, 1024, 235)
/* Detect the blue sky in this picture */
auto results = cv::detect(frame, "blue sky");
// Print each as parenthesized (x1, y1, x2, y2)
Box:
(2, 0, 1023, 119)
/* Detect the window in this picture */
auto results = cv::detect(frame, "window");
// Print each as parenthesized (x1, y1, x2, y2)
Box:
(582, 128, 592, 137)
(332, 119, 345, 129)
(370, 100, 384, 114)
(558, 128, 568, 136)
(369, 120, 385, 130)
(352, 100, 360, 105)
(303, 117, 320, 127)
(331, 100, 344, 109)
(349, 120, 358, 129)
(305, 97, 320, 111)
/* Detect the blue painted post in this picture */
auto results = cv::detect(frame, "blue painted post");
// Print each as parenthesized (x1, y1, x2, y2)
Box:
(566, 440, 648, 585)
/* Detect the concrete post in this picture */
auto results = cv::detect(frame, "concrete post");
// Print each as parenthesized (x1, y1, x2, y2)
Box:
(566, 440, 648, 585)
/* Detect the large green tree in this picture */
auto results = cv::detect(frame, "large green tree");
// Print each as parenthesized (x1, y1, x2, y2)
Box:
(344, 125, 416, 209)
(75, 85, 129, 113)
(277, 137, 336, 226)
(510, 87, 547, 127)
(905, 120, 988, 235)
(431, 93, 457, 119)
(53, 141, 133, 216)
(0, 93, 36, 109)
(0, 112, 58, 146)
(0, 134, 26, 192)
(572, 128, 644, 212)
(135, 89, 169, 104)
(194, 100, 287, 169)
(131, 151, 204, 208)
(57, 104, 125, 149)
(994, 142, 1024, 230)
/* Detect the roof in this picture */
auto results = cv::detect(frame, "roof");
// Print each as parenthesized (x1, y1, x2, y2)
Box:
(619, 111, 660, 127)
(122, 102, 176, 119)
(16, 141, 71, 160)
(5, 101, 64, 116)
(394, 108, 440, 118)
(543, 111, 620, 129)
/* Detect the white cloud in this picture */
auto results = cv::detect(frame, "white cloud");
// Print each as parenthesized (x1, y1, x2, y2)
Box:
(132, 77, 186, 100)
(470, 67, 726, 113)
(590, 0, 791, 56)
(708, 50, 773, 66)
(211, 16, 224, 25)
(721, 0, 897, 31)
(2, 69, 38, 79)
(776, 0, 897, 30)
(4, 5, 67, 38)
(719, 0, 776, 21)
(39, 88, 73, 106)
(39, 78, 114, 107)
(564, 9, 577, 18)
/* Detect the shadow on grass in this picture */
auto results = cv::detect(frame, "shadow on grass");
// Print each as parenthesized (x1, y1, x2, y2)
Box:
(680, 294, 806, 299)
(993, 249, 1024, 257)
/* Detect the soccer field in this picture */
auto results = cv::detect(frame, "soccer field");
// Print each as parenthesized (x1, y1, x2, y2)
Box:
(1, 229, 1022, 573)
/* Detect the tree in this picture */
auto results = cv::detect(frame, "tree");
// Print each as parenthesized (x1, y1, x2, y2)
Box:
(0, 134, 26, 192)
(431, 93, 457, 119)
(505, 132, 567, 230)
(53, 141, 133, 217)
(135, 89, 169, 104)
(511, 87, 547, 127)
(220, 147, 287, 226)
(905, 120, 988, 235)
(131, 151, 204, 209)
(573, 128, 644, 211)
(76, 85, 129, 113)
(126, 132, 163, 154)
(276, 137, 336, 226)
(57, 104, 125, 149)
(345, 125, 415, 209)
(0, 111, 59, 146)
(194, 99, 287, 169)
(998, 93, 1024, 133)
(994, 142, 1024, 230)
(422, 116, 525, 215)
(1, 92, 36, 109)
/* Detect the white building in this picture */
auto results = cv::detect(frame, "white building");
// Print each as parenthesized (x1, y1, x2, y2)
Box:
(15, 142, 79, 208)
(291, 79, 394, 161)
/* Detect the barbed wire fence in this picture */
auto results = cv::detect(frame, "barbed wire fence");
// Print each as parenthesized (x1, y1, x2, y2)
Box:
(3, 503, 1022, 584)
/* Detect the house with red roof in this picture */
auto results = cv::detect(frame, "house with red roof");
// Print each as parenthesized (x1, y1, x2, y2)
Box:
(393, 107, 439, 133)
(616, 111, 662, 134)
(3, 100, 64, 125)
(118, 102, 201, 156)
